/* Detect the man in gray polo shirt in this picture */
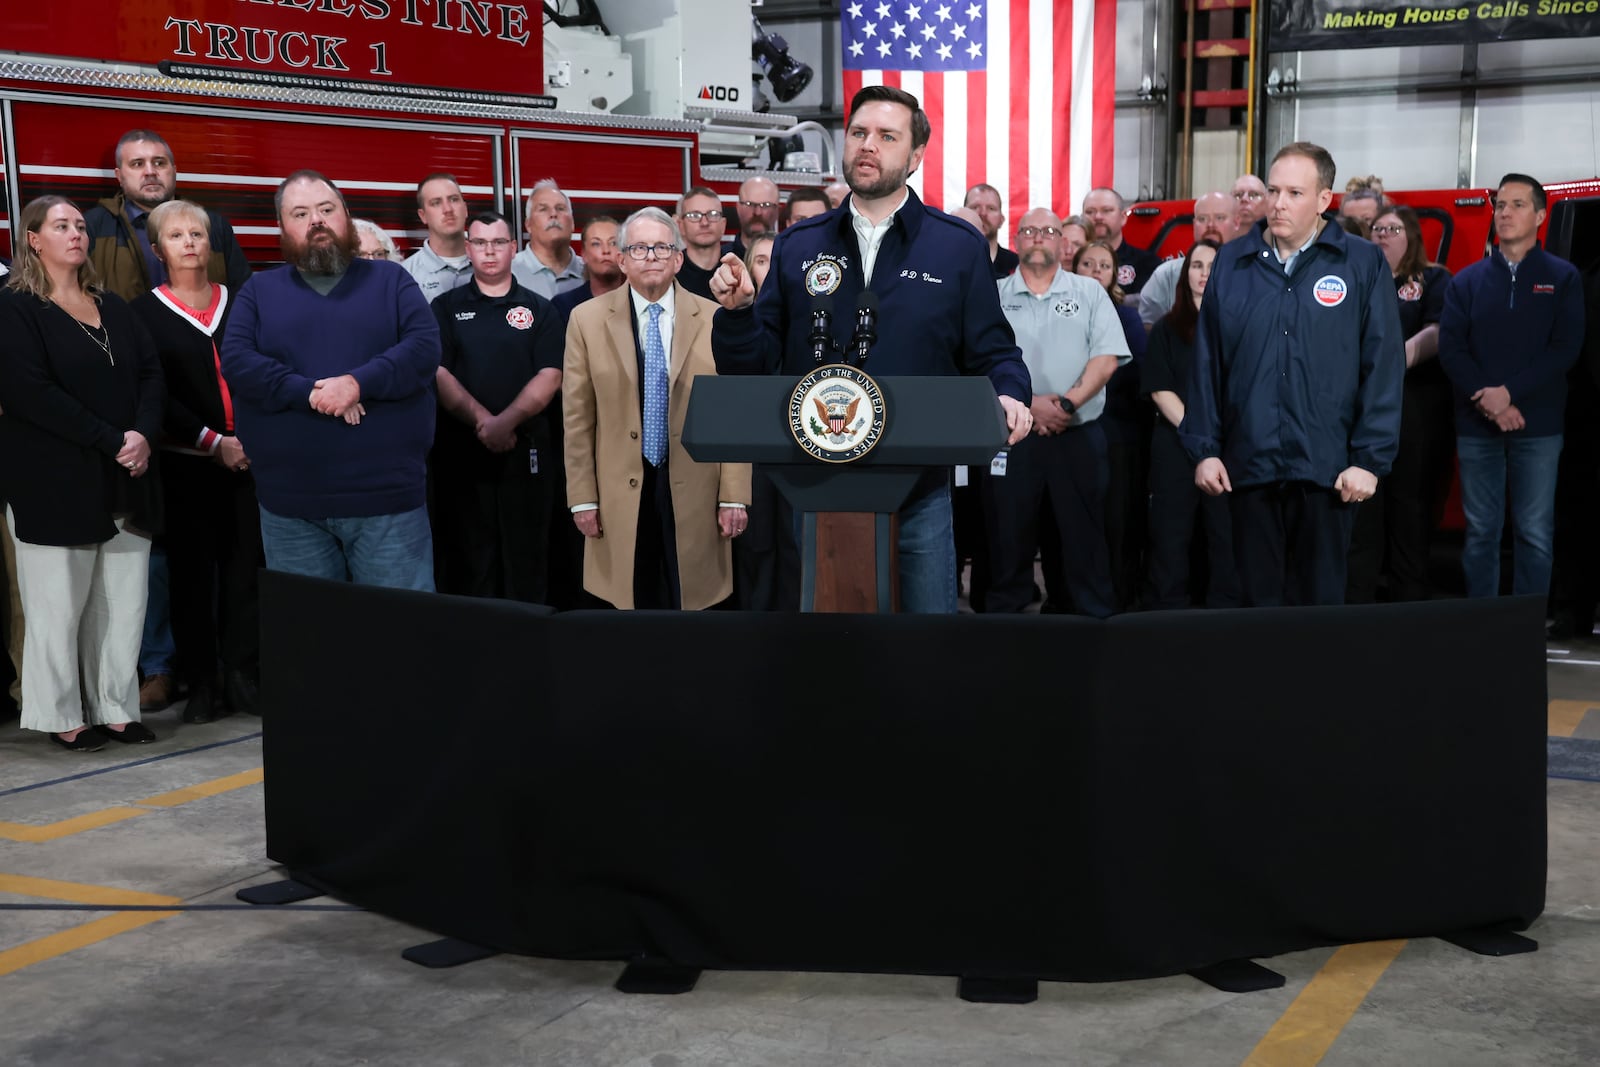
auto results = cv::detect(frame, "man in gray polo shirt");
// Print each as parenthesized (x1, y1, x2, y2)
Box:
(401, 172, 473, 302)
(511, 179, 585, 299)
(1137, 189, 1237, 329)
(982, 207, 1130, 617)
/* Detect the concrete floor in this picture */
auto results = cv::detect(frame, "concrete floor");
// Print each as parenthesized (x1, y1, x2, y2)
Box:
(3, 631, 1598, 1067)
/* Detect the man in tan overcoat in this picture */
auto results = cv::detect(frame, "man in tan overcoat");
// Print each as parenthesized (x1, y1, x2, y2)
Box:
(563, 207, 751, 609)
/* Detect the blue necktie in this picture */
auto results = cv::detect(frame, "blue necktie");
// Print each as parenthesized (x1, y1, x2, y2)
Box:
(642, 302, 668, 467)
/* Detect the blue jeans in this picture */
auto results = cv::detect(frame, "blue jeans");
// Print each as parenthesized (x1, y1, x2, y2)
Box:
(897, 479, 958, 614)
(1456, 433, 1563, 599)
(258, 506, 435, 593)
(138, 544, 175, 675)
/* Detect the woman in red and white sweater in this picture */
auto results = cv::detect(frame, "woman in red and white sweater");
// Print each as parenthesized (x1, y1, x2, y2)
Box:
(131, 200, 263, 724)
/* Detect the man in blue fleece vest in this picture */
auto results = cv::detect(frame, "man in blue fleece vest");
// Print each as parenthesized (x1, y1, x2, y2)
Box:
(1439, 173, 1586, 600)
(221, 170, 442, 591)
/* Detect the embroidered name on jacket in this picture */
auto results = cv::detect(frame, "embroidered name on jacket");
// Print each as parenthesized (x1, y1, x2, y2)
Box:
(1533, 284, 1556, 294)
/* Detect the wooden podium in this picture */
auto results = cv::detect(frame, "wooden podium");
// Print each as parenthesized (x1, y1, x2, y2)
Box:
(683, 375, 1008, 612)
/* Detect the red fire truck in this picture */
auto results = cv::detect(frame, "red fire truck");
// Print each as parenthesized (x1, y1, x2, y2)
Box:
(0, 1, 830, 264)
(1124, 181, 1600, 276)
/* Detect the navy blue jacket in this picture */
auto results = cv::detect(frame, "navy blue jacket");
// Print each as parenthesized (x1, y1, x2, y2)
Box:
(1181, 219, 1404, 487)
(1437, 246, 1585, 439)
(711, 189, 1030, 404)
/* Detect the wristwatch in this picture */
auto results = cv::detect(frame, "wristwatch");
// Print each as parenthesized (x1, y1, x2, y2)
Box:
(1058, 395, 1077, 417)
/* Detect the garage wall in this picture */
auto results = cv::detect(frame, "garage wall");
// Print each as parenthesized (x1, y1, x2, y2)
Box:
(695, 2, 1598, 196)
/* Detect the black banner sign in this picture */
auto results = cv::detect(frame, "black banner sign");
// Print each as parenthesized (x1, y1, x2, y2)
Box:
(1268, 0, 1600, 52)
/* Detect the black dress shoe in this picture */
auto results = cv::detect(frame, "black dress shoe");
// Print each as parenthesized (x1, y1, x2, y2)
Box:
(224, 670, 261, 717)
(51, 730, 108, 752)
(98, 721, 157, 744)
(181, 686, 219, 724)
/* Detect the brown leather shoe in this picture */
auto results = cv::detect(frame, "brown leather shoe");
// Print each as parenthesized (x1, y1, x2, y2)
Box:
(138, 673, 175, 712)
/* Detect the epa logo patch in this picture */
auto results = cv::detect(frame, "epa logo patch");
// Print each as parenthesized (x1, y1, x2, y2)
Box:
(1313, 275, 1348, 307)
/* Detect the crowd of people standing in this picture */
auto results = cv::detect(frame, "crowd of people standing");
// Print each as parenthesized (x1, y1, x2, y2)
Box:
(0, 95, 1592, 753)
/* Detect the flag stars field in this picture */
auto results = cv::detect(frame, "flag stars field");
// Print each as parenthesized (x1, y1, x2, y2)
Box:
(842, 0, 1113, 230)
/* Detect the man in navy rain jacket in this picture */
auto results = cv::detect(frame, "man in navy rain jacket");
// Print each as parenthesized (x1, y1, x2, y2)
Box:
(1182, 141, 1404, 607)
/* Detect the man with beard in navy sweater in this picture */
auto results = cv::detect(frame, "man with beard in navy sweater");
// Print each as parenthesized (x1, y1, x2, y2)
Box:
(1439, 173, 1586, 600)
(221, 170, 441, 590)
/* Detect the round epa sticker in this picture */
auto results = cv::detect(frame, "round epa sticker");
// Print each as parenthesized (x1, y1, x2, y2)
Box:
(1115, 264, 1136, 287)
(804, 260, 843, 297)
(1312, 275, 1348, 307)
(789, 365, 887, 463)
(506, 305, 534, 330)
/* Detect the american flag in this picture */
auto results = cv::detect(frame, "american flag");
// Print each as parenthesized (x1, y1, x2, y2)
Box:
(841, 0, 1116, 232)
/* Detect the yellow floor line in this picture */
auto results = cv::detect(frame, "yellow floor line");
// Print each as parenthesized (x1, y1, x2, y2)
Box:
(0, 874, 185, 978)
(1547, 699, 1591, 738)
(0, 872, 182, 907)
(0, 808, 148, 843)
(1242, 939, 1408, 1067)
(0, 911, 180, 978)
(135, 767, 264, 808)
(0, 767, 265, 842)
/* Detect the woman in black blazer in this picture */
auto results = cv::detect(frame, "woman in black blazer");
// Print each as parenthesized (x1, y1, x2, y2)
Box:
(131, 200, 262, 724)
(0, 196, 164, 751)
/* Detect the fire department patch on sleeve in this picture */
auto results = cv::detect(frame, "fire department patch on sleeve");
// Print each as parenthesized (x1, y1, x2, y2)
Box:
(506, 306, 534, 330)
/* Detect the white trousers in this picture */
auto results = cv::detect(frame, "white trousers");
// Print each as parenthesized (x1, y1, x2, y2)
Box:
(6, 507, 151, 733)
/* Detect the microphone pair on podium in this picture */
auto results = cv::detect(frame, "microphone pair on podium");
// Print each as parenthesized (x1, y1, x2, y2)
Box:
(810, 291, 879, 368)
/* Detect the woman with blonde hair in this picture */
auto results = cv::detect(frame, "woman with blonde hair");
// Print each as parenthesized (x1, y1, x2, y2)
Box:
(131, 199, 263, 723)
(743, 233, 776, 292)
(0, 195, 164, 751)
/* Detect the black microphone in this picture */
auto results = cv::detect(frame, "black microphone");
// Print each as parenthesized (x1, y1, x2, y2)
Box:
(810, 295, 835, 364)
(850, 290, 879, 367)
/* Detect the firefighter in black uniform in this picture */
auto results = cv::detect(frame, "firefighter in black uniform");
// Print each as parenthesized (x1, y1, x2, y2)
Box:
(431, 210, 565, 602)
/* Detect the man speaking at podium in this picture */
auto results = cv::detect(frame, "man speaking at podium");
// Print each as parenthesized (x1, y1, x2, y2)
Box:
(708, 85, 1032, 613)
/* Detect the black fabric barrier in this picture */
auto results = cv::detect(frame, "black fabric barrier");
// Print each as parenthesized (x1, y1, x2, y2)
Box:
(261, 573, 1546, 982)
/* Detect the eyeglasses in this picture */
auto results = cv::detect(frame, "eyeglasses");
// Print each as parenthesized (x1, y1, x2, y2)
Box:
(740, 201, 779, 211)
(1234, 190, 1266, 201)
(1016, 226, 1061, 239)
(1370, 225, 1405, 237)
(681, 210, 724, 222)
(623, 242, 679, 260)
(356, 249, 390, 259)
(466, 238, 515, 250)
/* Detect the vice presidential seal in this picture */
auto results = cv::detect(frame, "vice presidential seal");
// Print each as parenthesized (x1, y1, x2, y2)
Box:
(789, 365, 887, 463)
(804, 259, 844, 296)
